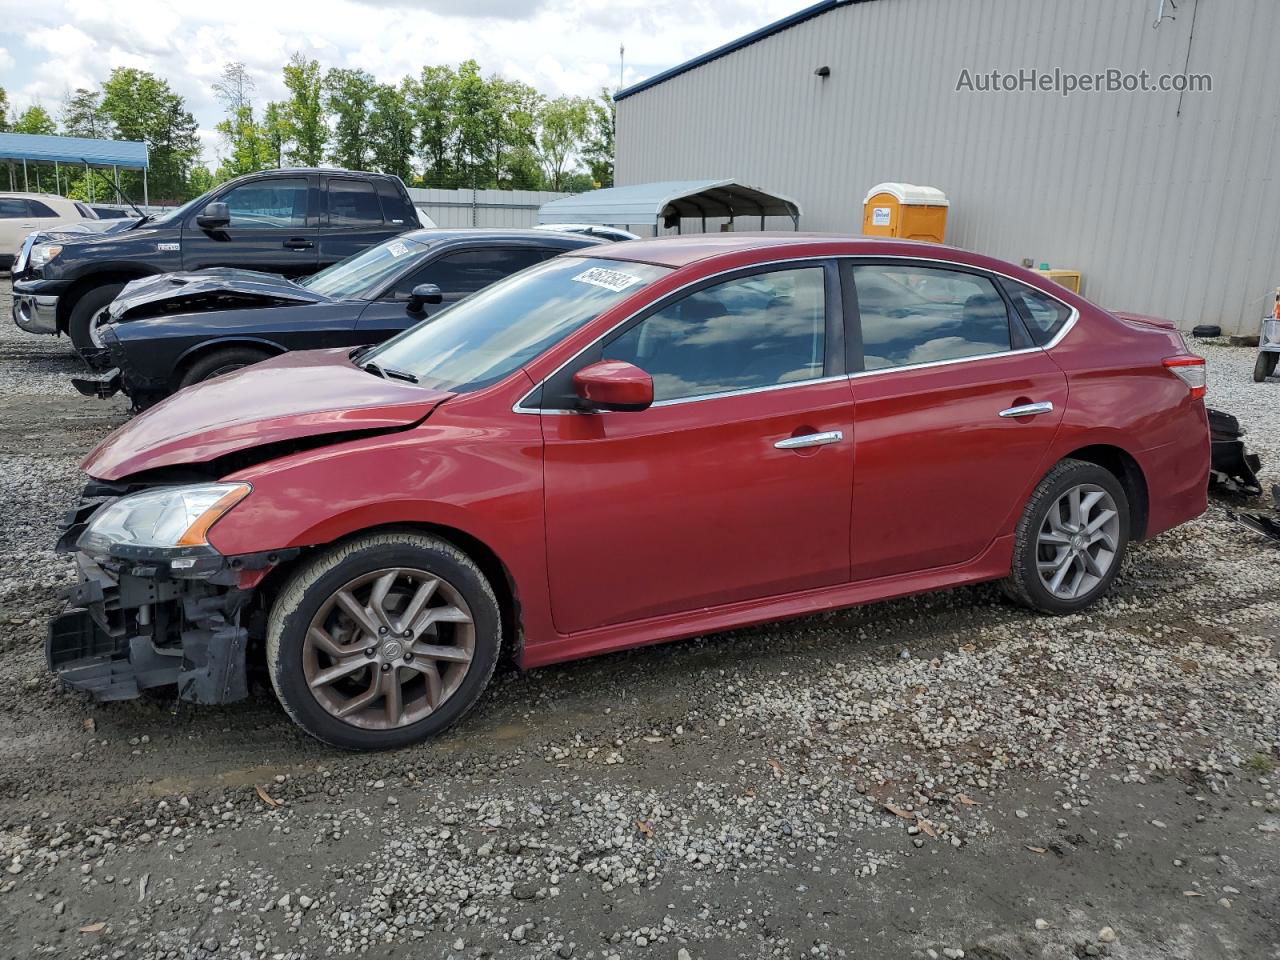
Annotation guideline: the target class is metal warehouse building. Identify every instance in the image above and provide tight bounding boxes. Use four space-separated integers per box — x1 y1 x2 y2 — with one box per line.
614 0 1280 335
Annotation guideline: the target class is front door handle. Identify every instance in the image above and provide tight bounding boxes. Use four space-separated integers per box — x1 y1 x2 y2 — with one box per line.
999 401 1055 418
283 238 314 250
775 430 844 450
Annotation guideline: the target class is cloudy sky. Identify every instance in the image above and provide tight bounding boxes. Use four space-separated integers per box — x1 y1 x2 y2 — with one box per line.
0 0 800 165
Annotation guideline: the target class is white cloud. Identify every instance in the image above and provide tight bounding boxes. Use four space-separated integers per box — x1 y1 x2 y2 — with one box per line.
0 0 801 165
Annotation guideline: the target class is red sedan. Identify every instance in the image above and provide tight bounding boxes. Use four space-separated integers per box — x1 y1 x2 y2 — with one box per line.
51 235 1209 750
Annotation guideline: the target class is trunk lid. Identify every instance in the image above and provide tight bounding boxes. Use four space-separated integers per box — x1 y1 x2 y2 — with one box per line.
83 348 452 481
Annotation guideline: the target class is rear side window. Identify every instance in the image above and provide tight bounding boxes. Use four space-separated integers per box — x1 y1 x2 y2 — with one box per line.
74 201 95 218
1001 278 1073 346
28 199 58 217
328 179 384 227
852 263 1012 370
374 179 415 226
604 266 827 402
0 198 27 218
416 247 548 295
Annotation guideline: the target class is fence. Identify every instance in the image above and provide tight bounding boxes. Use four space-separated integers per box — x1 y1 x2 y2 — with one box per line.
408 187 572 229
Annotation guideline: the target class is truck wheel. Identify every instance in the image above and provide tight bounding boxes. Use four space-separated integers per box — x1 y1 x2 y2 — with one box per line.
67 283 126 354
177 347 273 390
1254 352 1278 383
266 532 502 751
1001 459 1130 615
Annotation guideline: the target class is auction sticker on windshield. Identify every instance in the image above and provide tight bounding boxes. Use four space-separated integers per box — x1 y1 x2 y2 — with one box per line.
387 241 409 257
572 267 644 293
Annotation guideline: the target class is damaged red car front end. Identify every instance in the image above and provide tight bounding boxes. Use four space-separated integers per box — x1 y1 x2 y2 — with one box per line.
48 347 451 703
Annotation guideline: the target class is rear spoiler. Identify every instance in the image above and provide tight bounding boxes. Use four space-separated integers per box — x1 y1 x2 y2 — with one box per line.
1112 310 1177 330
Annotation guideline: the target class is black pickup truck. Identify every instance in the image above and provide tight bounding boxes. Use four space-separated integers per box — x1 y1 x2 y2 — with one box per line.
11 168 420 352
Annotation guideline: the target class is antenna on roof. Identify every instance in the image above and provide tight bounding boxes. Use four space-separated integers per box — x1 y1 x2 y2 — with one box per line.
618 45 625 93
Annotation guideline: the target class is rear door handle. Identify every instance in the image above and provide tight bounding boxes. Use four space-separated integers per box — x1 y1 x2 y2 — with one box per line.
283 238 314 250
775 430 844 449
999 401 1054 418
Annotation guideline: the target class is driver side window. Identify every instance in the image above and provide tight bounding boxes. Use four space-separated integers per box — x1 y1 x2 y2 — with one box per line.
603 266 827 402
218 178 309 228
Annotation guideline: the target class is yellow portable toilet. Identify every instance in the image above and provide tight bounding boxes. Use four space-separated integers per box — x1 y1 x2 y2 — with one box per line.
862 182 949 243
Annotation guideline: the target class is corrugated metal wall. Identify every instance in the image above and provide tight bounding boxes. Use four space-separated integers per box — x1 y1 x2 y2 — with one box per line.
408 188 571 228
615 0 1280 334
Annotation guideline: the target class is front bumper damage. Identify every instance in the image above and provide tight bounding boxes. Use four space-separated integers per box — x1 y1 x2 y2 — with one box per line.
49 553 251 703
48 487 292 705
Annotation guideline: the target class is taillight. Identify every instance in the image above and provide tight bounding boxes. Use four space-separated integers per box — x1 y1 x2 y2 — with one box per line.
1164 355 1207 399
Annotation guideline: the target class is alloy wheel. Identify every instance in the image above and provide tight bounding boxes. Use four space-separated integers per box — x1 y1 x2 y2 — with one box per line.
1035 483 1121 601
302 567 475 730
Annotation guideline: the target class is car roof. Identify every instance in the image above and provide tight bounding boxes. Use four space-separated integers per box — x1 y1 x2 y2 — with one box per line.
402 227 604 248
0 191 70 200
562 232 990 269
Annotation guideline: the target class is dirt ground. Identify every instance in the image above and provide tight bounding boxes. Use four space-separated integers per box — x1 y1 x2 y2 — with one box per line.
0 279 1276 960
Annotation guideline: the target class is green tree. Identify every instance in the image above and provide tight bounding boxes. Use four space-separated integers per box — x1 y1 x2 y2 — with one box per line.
14 104 57 135
0 87 10 132
486 77 542 188
367 82 415 181
62 88 110 139
261 101 289 169
100 67 201 201
451 60 494 187
406 64 456 185
187 165 217 195
215 104 270 177
536 96 592 191
582 90 615 188
324 67 377 170
282 53 326 166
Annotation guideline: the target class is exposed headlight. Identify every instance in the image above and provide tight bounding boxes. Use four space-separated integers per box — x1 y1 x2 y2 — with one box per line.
29 243 62 268
78 483 251 558
1263 319 1280 347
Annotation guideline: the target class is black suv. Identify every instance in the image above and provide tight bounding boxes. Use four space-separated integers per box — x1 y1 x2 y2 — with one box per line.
11 168 419 352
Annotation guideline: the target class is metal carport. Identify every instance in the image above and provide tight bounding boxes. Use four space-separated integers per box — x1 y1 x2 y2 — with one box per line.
0 133 149 204
537 179 801 234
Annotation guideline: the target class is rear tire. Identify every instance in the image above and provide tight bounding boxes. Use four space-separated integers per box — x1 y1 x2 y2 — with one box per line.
177 346 273 390
1255 352 1277 383
1002 459 1130 615
67 283 126 354
266 532 502 751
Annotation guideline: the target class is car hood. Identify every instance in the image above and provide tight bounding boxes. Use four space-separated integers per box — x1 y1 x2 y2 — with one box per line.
108 269 332 321
83 348 452 481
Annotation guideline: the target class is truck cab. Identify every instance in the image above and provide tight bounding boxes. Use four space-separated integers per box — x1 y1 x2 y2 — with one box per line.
11 168 420 353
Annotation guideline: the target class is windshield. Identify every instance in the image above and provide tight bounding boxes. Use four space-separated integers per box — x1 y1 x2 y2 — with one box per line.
300 236 433 300
362 256 671 393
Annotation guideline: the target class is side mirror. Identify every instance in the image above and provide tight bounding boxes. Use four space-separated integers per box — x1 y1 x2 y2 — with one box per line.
195 201 230 230
573 360 653 412
407 283 444 313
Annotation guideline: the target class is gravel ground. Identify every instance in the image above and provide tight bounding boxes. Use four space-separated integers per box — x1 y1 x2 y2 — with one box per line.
0 279 1276 960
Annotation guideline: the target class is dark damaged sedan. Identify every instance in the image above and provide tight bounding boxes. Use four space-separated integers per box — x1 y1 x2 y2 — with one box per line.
75 229 602 408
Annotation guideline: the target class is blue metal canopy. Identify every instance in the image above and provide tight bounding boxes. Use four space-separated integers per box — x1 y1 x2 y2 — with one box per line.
537 179 801 229
0 132 148 169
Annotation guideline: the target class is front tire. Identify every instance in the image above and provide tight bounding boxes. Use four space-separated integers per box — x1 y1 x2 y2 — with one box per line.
266 532 502 750
67 283 126 354
1002 459 1130 614
177 346 274 390
1255 351 1278 383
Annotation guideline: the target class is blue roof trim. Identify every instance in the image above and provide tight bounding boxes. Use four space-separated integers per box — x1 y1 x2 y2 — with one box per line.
0 133 148 169
614 0 853 101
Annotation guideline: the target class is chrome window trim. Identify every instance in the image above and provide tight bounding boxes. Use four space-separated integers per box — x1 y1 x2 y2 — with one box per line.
514 252 1080 415
849 345 1043 379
